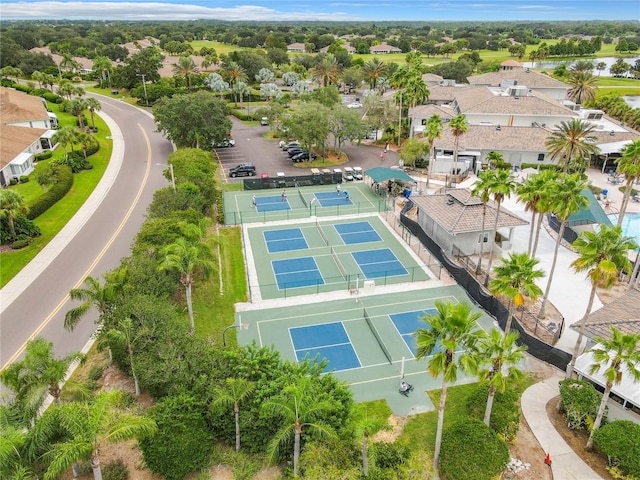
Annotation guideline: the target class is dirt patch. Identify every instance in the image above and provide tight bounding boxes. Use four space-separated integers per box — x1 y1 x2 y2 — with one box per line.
546 397 614 480
507 415 553 480
372 414 408 443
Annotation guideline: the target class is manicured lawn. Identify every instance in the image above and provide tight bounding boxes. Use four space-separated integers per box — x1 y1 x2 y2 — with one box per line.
189 40 248 55
0 106 112 287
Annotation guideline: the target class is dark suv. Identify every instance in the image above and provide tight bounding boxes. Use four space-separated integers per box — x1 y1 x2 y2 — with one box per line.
229 163 256 177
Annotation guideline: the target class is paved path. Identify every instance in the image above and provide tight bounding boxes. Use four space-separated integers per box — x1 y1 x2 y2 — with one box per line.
521 372 603 480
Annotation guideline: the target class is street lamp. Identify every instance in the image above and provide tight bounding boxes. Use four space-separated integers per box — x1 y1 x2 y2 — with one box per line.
156 163 176 192
136 73 148 106
222 322 249 346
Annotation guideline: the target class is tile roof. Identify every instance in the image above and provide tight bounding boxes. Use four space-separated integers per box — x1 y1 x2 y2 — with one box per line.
411 189 528 234
571 287 640 341
467 67 569 89
408 103 455 120
452 86 576 116
29 46 95 71
0 124 48 170
0 86 49 124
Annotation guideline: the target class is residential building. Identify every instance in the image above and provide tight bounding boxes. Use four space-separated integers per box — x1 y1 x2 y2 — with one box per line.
287 42 307 53
369 43 402 54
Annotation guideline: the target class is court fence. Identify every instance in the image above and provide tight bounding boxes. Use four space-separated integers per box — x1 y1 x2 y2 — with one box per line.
399 200 571 372
243 172 342 190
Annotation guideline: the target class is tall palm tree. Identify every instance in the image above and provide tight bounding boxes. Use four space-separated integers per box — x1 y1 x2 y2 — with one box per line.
52 126 77 158
483 169 518 286
566 226 636 378
158 237 215 333
91 56 112 87
262 378 337 477
312 54 340 87
425 114 443 187
403 75 430 108
35 390 156 480
545 119 599 172
585 327 640 449
567 70 598 105
57 79 77 100
615 140 640 227
362 58 386 90
222 61 246 86
210 378 255 451
489 252 544 334
0 338 85 422
233 80 251 111
204 72 230 99
85 97 101 131
68 97 88 129
414 301 486 471
0 412 36 480
0 190 29 242
471 169 494 275
173 55 199 91
516 170 555 256
76 131 94 160
538 174 590 318
64 274 123 331
477 329 526 426
449 114 468 179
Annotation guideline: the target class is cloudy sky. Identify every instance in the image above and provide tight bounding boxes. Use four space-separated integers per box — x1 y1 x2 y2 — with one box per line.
0 0 635 21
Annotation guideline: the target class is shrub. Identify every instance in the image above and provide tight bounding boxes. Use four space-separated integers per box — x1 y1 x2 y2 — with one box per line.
593 420 640 478
11 239 31 249
558 379 604 430
466 384 520 440
0 213 40 244
42 91 63 103
13 84 32 93
54 152 90 173
19 176 29 183
35 150 53 161
521 163 560 171
102 460 129 480
9 178 18 185
370 441 410 469
27 165 73 219
439 419 509 480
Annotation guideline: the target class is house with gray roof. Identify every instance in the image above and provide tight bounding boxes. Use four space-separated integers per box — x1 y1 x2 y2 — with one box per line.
410 188 528 257
369 43 402 54
467 66 570 101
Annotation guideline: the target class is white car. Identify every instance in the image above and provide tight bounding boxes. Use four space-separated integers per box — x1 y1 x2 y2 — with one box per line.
352 166 363 180
347 102 362 109
343 166 354 181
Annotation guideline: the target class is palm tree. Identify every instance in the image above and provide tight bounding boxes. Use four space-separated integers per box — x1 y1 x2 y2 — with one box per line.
545 119 599 172
85 97 101 131
204 72 230 99
0 412 36 480
538 174 590 318
158 237 215 333
31 70 45 88
566 226 636 378
517 170 555 256
222 61 246 86
210 378 255 451
59 52 81 75
585 327 640 449
615 140 640 227
596 61 607 77
471 170 494 275
312 54 340 87
57 79 77 100
485 151 504 169
424 114 443 187
76 131 94 160
233 80 251 111
91 56 112 87
414 301 485 471
449 114 468 179
567 70 598 105
354 416 391 476
36 390 156 480
403 75 430 108
362 58 386 90
173 55 199 91
68 97 88 129
262 378 337 477
64 274 122 331
52 125 77 158
489 252 544 334
483 169 518 286
0 338 85 422
0 190 29 242
477 329 526 426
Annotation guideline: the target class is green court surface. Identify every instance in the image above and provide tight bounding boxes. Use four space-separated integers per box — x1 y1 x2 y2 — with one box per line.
224 183 393 225
243 214 433 301
236 285 495 416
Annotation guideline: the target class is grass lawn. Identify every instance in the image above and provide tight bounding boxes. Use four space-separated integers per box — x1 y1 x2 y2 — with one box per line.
86 86 144 107
0 105 112 287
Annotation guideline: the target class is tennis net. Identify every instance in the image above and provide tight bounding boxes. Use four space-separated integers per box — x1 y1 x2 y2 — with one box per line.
297 187 308 208
363 307 393 364
330 246 348 281
316 219 329 246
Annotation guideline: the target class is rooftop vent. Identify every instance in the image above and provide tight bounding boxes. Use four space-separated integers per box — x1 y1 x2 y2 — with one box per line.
496 125 502 131
610 130 615 136
446 198 455 206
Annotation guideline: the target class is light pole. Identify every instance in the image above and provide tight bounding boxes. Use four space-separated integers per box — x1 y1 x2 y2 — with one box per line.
136 73 148 106
156 163 176 192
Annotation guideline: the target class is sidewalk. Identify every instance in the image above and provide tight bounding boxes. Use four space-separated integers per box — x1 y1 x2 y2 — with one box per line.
521 372 603 480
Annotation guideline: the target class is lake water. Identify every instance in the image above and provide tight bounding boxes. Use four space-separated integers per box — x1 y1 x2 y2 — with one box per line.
525 56 640 77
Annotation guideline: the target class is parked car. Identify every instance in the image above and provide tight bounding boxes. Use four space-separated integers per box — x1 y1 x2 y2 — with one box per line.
343 166 354 181
213 138 235 148
353 166 363 180
229 163 256 177
292 151 317 163
260 117 269 126
281 141 300 151
287 147 305 157
347 102 362 109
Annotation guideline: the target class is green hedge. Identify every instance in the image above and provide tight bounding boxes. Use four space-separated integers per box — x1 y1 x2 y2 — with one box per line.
439 419 510 480
35 150 53 161
466 385 520 441
27 165 73 220
593 420 640 478
521 163 560 171
559 379 604 430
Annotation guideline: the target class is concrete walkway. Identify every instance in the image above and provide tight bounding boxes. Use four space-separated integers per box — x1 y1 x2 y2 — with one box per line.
521 372 603 480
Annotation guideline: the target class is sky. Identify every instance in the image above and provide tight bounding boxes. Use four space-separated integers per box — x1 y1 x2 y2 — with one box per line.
0 0 637 21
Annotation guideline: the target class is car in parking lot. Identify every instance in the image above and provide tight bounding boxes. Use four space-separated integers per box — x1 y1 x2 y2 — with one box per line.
343 166 354 181
213 138 235 148
353 166 363 180
229 163 256 177
260 117 269 126
347 102 362 109
287 147 305 157
292 151 317 163
280 141 300 151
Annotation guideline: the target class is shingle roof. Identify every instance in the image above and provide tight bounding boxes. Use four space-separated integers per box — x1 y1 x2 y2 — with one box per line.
0 86 49 124
408 104 455 120
411 189 528 234
467 67 569 89
0 124 47 170
571 287 640 341
452 86 576 116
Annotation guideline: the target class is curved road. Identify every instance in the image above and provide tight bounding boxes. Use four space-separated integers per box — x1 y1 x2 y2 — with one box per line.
0 96 173 367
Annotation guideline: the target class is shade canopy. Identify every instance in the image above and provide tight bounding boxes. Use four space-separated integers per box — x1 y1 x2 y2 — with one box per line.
365 167 415 184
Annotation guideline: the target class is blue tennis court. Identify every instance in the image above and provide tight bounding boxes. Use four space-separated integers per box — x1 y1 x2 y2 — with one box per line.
314 191 353 207
264 228 308 253
272 257 324 289
390 309 437 356
335 221 381 244
352 248 408 279
256 195 291 212
290 322 361 372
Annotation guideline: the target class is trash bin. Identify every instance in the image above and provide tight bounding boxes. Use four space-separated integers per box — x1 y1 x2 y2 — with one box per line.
602 189 608 199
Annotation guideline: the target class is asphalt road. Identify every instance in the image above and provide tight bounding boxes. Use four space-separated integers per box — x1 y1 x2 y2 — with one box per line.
0 95 173 367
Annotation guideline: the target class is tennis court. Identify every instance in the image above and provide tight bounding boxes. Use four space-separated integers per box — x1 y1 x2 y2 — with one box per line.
244 215 433 301
255 194 291 212
236 285 494 415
